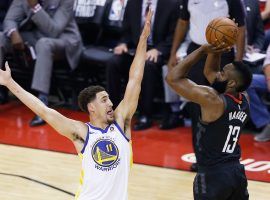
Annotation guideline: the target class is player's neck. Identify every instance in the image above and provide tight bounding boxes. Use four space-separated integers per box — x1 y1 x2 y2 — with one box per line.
89 117 110 130
224 89 238 97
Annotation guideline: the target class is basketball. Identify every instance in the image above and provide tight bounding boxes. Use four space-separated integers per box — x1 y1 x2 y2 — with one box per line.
205 17 239 47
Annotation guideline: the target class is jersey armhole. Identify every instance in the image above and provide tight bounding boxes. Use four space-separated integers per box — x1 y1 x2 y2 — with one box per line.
114 121 130 142
81 123 90 154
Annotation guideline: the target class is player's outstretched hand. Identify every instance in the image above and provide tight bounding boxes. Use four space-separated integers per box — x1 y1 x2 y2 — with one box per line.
0 62 12 86
202 41 232 54
140 9 153 39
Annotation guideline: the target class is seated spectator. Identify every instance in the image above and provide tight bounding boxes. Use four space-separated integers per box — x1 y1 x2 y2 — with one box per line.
160 35 191 130
243 0 265 73
247 45 270 142
260 0 270 50
0 1 11 31
245 0 265 51
0 0 83 126
106 0 178 130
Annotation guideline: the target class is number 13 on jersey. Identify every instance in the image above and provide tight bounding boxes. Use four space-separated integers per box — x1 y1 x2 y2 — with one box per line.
222 125 240 153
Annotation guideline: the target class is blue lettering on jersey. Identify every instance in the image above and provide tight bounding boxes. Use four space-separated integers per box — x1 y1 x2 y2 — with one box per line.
95 159 121 171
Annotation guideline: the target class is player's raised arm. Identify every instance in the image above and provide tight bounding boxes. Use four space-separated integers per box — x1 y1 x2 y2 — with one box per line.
204 43 231 84
115 10 153 121
166 44 229 106
0 62 87 144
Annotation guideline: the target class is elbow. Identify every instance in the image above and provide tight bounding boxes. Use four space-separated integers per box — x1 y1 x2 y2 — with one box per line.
165 73 175 86
166 70 184 86
39 107 55 123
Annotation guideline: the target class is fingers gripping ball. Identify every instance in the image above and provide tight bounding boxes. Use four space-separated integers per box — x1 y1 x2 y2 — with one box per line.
205 17 239 47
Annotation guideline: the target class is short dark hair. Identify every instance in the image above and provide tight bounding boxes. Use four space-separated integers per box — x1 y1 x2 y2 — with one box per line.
232 61 252 92
78 85 105 113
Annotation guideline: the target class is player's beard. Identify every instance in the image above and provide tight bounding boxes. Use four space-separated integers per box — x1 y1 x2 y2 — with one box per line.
211 78 228 94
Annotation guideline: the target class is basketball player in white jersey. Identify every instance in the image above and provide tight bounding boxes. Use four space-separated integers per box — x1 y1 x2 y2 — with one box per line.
0 10 153 200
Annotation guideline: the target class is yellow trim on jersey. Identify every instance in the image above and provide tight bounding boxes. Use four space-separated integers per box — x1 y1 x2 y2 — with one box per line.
75 153 84 199
79 170 85 185
129 140 133 168
75 188 82 200
79 153 83 160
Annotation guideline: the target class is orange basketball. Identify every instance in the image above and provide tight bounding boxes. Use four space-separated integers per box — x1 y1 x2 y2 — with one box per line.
205 17 239 47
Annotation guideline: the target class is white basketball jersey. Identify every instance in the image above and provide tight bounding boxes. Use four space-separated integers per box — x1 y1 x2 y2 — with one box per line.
75 121 133 200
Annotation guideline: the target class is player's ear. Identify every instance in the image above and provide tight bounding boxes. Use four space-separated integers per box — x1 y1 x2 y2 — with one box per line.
227 79 237 89
87 102 95 113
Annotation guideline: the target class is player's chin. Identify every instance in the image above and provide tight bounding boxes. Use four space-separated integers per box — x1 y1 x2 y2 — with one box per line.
107 116 115 123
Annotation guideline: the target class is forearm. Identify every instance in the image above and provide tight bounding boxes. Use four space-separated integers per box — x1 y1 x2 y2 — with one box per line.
128 36 147 81
6 79 48 118
235 26 245 61
117 34 148 119
204 53 221 76
170 20 188 55
203 51 222 84
116 11 152 119
6 78 82 138
168 46 205 82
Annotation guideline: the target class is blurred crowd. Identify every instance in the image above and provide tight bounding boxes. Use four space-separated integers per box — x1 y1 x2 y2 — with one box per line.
0 0 269 142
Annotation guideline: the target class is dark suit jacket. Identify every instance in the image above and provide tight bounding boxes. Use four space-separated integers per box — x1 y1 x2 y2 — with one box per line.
121 0 178 58
3 0 82 70
243 0 265 50
0 0 12 31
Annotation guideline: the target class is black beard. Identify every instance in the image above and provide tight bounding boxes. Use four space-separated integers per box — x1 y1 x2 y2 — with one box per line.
211 79 228 94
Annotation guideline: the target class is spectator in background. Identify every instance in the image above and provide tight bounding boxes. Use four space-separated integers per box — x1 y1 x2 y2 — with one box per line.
106 0 178 130
247 46 270 142
260 0 270 50
0 0 83 126
167 0 246 171
244 0 265 53
0 1 12 31
160 35 191 130
243 0 265 73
